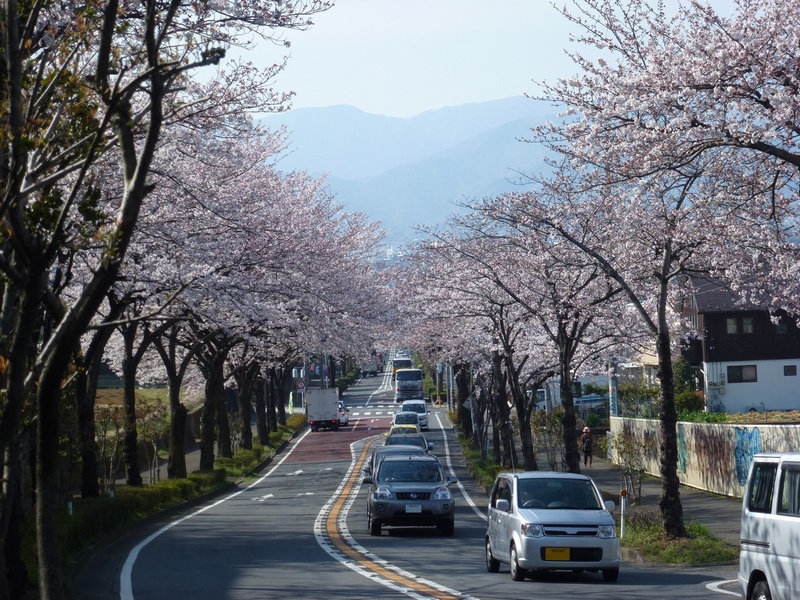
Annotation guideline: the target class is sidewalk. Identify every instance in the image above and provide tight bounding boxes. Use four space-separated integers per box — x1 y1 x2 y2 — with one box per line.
584 453 742 548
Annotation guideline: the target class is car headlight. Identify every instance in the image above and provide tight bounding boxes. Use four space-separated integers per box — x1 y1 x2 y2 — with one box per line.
374 486 394 501
520 523 544 538
432 486 452 500
598 524 617 539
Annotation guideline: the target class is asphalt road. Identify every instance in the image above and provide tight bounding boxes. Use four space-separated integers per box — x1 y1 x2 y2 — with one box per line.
72 373 743 600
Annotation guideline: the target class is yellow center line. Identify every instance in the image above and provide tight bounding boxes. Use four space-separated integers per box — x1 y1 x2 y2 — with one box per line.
324 438 461 600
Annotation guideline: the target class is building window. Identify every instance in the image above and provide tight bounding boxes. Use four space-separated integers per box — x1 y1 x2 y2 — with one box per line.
728 365 757 383
742 317 754 334
726 318 738 334
775 322 788 335
785 365 798 377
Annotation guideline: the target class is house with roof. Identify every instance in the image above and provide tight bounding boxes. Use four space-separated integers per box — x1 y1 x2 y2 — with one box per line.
683 277 800 413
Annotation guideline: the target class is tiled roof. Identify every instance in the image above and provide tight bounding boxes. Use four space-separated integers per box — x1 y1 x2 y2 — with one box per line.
690 277 763 313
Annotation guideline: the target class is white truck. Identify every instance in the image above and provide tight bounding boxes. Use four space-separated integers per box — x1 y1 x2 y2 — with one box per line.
306 388 341 431
361 358 378 377
394 368 424 402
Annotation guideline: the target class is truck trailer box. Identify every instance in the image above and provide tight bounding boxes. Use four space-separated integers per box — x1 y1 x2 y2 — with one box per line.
306 388 340 431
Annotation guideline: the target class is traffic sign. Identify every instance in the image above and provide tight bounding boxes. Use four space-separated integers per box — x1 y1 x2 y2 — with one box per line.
295 379 306 392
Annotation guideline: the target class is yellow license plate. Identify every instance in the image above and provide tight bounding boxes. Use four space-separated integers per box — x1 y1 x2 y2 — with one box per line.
544 547 570 561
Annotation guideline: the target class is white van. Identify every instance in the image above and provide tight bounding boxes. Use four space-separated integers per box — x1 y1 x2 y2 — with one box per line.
739 452 800 600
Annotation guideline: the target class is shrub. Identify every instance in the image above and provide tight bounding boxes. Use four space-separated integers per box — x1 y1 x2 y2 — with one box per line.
675 390 704 413
585 413 601 428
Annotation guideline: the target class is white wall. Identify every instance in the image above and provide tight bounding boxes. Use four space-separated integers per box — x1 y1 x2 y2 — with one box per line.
703 359 800 413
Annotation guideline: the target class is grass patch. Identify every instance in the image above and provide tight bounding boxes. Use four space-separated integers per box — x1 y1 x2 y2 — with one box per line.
618 506 738 563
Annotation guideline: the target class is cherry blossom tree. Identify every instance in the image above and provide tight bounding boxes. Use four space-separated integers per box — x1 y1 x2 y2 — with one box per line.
0 2 333 596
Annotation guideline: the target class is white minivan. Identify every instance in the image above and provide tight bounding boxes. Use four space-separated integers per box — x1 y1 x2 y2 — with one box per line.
739 452 800 600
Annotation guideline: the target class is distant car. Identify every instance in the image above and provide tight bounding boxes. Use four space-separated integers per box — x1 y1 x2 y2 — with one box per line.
364 454 456 536
363 444 427 476
338 401 349 425
401 400 429 431
392 411 421 428
383 433 433 453
485 471 620 582
387 423 420 436
391 358 413 380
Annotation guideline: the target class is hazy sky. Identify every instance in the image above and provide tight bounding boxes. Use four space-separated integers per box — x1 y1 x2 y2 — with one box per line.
242 1 581 118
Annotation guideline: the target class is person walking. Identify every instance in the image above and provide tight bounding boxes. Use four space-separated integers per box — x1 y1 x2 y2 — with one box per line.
580 426 593 467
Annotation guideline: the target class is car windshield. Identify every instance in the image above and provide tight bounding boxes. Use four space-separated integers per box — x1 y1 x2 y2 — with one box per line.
517 478 603 510
394 413 418 424
396 370 421 381
378 460 442 483
403 403 424 414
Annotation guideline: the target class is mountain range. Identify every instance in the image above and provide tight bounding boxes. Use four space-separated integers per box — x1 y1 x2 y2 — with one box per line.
260 96 558 246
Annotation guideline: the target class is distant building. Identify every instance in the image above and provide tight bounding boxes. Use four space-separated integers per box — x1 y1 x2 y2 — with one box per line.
683 277 800 413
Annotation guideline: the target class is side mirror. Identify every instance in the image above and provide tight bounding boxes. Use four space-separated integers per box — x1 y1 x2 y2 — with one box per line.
448 476 458 486
363 475 373 484
604 500 617 513
427 443 434 451
496 499 511 512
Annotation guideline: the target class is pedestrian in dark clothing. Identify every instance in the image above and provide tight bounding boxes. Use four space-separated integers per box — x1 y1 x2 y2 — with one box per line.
580 426 593 467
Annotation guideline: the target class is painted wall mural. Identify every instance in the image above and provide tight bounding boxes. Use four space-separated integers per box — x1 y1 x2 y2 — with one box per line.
677 424 687 474
734 427 762 486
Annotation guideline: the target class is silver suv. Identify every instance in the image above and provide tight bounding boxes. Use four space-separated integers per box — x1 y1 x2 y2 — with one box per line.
486 471 620 582
401 399 429 430
364 455 456 536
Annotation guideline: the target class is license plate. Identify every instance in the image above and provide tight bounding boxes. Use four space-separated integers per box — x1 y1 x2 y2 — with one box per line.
544 547 570 561
405 503 422 513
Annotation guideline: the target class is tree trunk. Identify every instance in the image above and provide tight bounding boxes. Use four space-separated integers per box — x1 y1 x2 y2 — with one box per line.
266 369 278 433
275 367 287 426
121 328 143 487
254 377 269 445
656 323 687 538
454 364 474 440
215 389 232 460
559 335 580 474
492 352 517 469
199 354 226 471
168 403 187 479
234 364 255 451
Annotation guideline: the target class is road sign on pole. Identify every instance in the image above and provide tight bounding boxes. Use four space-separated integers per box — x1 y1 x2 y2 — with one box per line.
295 379 306 393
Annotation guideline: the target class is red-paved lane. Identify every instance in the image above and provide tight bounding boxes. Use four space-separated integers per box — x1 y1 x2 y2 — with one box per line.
284 415 391 463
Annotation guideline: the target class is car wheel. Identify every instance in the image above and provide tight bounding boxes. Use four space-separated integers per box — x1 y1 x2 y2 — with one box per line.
485 538 500 573
439 520 454 536
369 516 381 536
751 580 772 600
602 568 619 582
510 545 527 581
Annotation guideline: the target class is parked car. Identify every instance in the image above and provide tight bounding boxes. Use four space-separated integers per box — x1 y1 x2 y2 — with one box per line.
383 433 433 453
401 399 429 431
485 471 620 582
364 454 456 536
739 452 800 600
363 444 428 476
338 401 349 425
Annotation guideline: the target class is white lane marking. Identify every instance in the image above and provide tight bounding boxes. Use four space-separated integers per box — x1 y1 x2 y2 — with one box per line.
120 428 311 600
313 435 479 600
705 580 740 596
253 494 274 502
286 469 304 476
433 412 487 521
